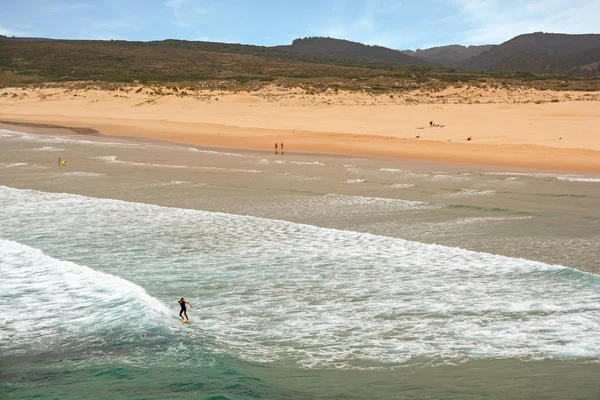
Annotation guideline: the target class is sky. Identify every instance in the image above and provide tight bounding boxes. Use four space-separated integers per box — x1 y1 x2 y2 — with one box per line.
0 0 598 50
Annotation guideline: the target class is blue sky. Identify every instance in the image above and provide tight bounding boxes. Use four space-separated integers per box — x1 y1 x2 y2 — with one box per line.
1 0 598 50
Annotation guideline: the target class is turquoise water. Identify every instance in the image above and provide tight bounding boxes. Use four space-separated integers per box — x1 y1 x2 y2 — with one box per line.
2 186 600 399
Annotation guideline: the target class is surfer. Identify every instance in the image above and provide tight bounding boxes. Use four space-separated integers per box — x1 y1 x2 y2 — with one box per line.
178 297 192 320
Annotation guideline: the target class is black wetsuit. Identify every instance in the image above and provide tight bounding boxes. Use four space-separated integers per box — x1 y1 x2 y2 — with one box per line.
179 300 188 320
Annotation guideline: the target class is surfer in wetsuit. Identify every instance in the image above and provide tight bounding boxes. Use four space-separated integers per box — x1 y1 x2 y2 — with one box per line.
179 297 192 320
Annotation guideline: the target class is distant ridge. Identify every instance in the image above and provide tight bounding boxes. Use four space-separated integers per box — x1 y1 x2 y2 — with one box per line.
0 35 57 42
459 32 600 71
401 45 494 67
276 37 428 66
1 32 599 89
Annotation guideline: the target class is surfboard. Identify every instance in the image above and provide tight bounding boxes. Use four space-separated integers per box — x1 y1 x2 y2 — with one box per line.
181 319 190 323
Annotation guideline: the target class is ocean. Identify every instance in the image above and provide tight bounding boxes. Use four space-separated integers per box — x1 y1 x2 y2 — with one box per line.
1 125 599 399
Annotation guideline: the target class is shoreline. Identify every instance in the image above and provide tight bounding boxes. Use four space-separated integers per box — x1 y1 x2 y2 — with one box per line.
2 117 600 174
2 86 600 172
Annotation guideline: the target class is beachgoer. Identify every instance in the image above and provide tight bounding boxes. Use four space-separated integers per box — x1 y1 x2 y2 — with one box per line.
467 136 471 141
429 120 433 127
275 142 278 154
58 157 61 166
178 297 192 320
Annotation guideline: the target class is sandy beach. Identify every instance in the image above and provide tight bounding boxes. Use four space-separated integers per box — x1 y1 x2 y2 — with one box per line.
1 85 600 172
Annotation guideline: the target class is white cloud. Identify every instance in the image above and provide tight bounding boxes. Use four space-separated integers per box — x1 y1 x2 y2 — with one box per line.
307 0 421 49
452 0 600 44
165 0 191 27
165 0 211 28
308 0 599 49
44 2 92 13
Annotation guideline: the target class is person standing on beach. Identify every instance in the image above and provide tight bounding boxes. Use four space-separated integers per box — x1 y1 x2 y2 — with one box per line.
178 297 192 320
58 157 61 166
281 142 284 154
275 142 278 154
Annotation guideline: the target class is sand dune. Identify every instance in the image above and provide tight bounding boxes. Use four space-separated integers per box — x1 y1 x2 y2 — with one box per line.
1 85 599 171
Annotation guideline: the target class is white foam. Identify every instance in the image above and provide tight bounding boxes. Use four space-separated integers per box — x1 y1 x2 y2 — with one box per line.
485 172 600 183
94 155 114 161
26 146 65 152
198 166 260 173
425 216 534 229
484 172 600 183
271 160 326 166
485 172 559 177
229 168 261 173
95 155 187 168
0 128 27 137
385 183 415 189
163 180 189 185
290 161 326 166
346 179 367 184
190 149 246 157
0 239 172 355
448 189 496 197
285 174 323 181
379 168 404 173
1 186 599 369
63 172 106 177
2 163 28 168
557 177 600 183
323 194 437 210
429 174 471 182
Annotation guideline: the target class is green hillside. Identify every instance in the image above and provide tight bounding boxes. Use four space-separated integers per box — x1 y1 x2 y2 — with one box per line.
1 36 599 91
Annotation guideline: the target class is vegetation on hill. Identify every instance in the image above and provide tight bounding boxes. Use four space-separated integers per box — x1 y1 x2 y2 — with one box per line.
492 48 600 72
1 36 599 92
458 32 600 71
277 37 428 65
402 45 494 67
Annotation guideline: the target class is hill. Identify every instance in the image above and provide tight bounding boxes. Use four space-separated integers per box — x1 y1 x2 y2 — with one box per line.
491 48 600 72
1 36 599 91
459 32 600 71
0 38 455 90
401 45 494 67
276 37 428 66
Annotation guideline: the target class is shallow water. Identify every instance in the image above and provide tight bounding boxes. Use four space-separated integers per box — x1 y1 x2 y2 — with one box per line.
1 126 600 398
